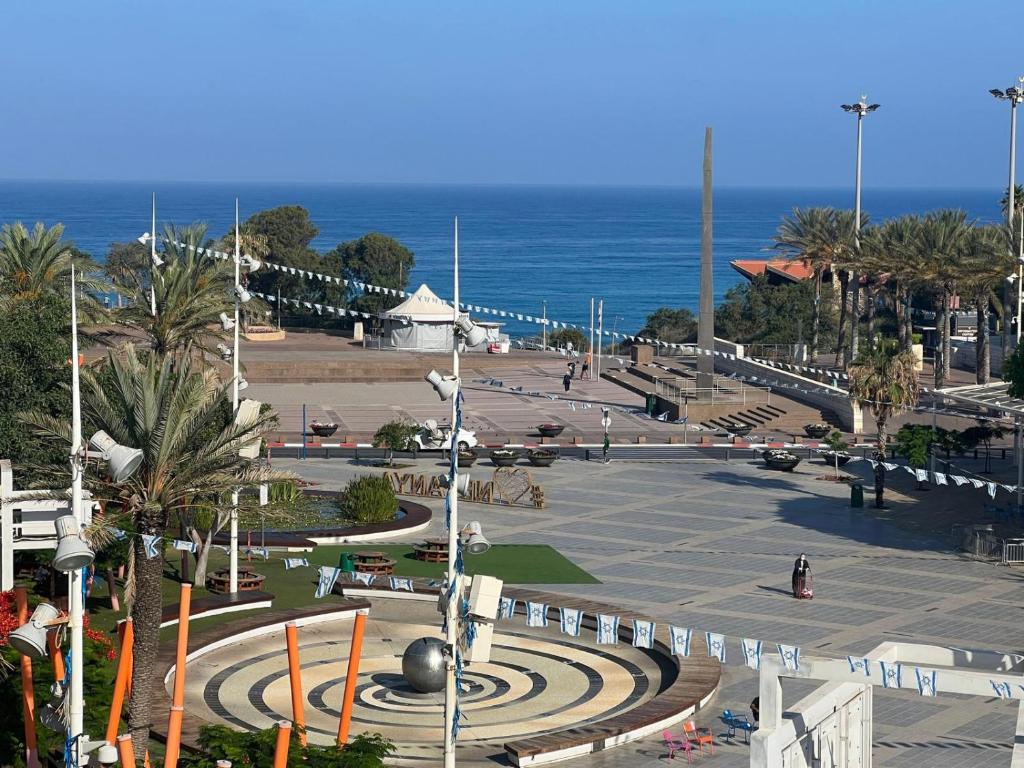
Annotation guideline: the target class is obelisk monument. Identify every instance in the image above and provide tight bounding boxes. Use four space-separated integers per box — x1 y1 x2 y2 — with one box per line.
697 126 714 394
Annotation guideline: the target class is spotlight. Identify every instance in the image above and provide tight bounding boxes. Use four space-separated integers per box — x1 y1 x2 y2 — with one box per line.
219 312 235 331
238 378 249 391
9 603 60 659
424 369 458 401
89 431 144 483
234 285 252 303
460 521 490 555
53 515 95 571
240 254 261 271
151 253 165 268
136 232 151 245
439 473 471 496
217 343 233 360
455 315 487 347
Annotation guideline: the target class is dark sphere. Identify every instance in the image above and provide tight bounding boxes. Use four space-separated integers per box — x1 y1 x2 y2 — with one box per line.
402 637 447 693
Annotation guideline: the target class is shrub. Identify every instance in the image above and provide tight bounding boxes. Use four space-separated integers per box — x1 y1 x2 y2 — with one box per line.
372 420 419 465
549 328 587 351
339 476 397 524
183 726 394 767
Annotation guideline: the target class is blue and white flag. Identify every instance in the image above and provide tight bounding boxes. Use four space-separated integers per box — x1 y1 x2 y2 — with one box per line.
141 534 161 559
934 473 948 486
106 527 127 541
597 614 619 645
777 644 801 671
352 571 376 586
172 539 197 553
991 680 1013 699
880 661 902 689
915 667 937 697
560 607 583 636
246 547 269 560
283 558 309 570
315 566 342 598
848 656 871 676
632 619 655 649
706 632 726 662
988 483 997 499
526 602 548 627
390 576 414 592
498 597 517 620
741 638 763 670
669 626 692 657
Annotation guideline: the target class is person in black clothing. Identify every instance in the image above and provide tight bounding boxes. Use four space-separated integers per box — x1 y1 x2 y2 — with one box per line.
792 553 810 598
562 373 572 392
750 696 760 723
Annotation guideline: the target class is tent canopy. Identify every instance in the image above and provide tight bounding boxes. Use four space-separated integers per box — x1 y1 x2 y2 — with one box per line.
380 284 455 323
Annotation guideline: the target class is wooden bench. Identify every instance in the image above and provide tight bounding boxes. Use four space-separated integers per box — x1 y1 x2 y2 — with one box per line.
159 589 275 628
206 566 265 594
413 538 449 562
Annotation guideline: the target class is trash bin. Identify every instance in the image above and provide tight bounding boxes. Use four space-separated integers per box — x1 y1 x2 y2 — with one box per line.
850 483 864 508
645 393 657 416
339 553 355 572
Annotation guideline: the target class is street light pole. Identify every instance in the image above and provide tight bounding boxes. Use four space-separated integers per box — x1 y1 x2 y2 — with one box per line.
229 199 241 594
991 80 1023 351
542 300 547 350
841 97 879 364
68 266 86 766
150 194 157 316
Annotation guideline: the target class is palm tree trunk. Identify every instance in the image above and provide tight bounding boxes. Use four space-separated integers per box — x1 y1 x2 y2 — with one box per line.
865 282 875 352
977 293 991 385
128 538 165 760
903 289 914 351
875 415 888 509
850 271 860 361
942 288 952 382
935 290 949 388
192 528 213 589
835 273 849 368
810 268 822 361
895 283 906 350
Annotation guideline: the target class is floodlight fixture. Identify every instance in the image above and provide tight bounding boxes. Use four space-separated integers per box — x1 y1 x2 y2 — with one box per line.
151 252 165 268
460 521 490 555
240 254 261 271
137 232 151 245
439 473 471 496
991 89 1006 98
53 515 95 571
237 377 249 391
88 430 144 483
454 315 488 347
219 312 235 331
234 285 252 303
9 602 60 659
425 369 458 401
217 343 233 360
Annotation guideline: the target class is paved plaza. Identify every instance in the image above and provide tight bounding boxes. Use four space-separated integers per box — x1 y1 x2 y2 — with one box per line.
277 450 1024 767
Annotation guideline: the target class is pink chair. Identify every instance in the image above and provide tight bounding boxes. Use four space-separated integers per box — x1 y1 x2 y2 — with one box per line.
663 730 694 763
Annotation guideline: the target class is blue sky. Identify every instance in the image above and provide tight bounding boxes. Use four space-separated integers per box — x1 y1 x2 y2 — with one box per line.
1 1 1019 188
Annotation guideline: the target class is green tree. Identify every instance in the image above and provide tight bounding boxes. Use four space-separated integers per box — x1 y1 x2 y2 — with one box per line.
960 423 1007 474
339 475 398 524
1004 338 1024 399
20 345 292 758
104 240 150 290
894 424 935 489
848 342 920 508
373 420 419 465
637 307 697 344
327 233 415 316
548 327 588 352
714 276 837 348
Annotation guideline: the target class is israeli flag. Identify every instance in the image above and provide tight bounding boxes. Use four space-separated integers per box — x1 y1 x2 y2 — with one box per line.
970 478 985 488
107 527 127 541
526 602 549 627
669 626 692 657
915 667 937 697
988 483 997 499
880 661 902 689
991 680 1013 699
560 607 583 637
390 576 414 592
705 632 726 662
632 619 655 649
596 614 619 645
1002 484 1017 494
352 571 376 586
777 644 801 671
934 473 948 486
315 566 342 598
173 539 197 554
741 638 763 670
141 534 161 559
283 558 309 570
882 462 899 471
247 547 269 560
848 656 871 676
951 475 969 486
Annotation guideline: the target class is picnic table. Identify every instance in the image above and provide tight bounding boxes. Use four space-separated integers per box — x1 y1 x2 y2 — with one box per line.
413 538 449 563
354 551 396 576
206 565 265 594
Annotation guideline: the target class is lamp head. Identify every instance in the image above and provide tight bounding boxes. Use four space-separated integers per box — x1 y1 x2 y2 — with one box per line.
454 315 488 347
88 430 144 483
460 520 490 555
241 254 261 271
137 232 151 245
234 285 252 303
439 473 471 496
237 377 249 391
424 369 458 401
219 312 235 331
991 88 1007 99
217 343 233 360
53 514 95 571
9 603 60 659
151 252 165 268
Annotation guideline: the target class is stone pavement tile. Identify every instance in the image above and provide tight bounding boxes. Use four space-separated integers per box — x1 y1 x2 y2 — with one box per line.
599 564 757 589
947 600 1024 623
663 610 835 646
873 691 947 727
890 615 1023 648
813 584 946 610
813 564 983 594
548 521 681 542
950 709 1018 740
700 593 894 627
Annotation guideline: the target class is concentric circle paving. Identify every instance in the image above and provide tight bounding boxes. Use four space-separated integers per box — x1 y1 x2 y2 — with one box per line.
181 603 676 763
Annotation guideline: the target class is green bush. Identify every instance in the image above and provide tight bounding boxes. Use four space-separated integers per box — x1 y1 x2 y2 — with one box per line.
372 420 419 464
339 476 397 524
182 726 393 767
549 328 587 351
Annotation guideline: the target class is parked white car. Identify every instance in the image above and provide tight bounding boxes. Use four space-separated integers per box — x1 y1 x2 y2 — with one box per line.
411 419 478 451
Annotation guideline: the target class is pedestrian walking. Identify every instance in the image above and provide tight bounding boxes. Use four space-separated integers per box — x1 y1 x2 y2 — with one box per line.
602 432 610 463
581 351 591 380
562 372 572 392
792 553 811 598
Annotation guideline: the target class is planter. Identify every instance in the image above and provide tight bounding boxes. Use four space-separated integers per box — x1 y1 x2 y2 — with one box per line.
490 450 520 467
821 451 852 467
528 450 557 467
457 450 478 468
763 450 801 471
310 423 339 437
724 423 753 437
537 424 565 438
803 424 831 440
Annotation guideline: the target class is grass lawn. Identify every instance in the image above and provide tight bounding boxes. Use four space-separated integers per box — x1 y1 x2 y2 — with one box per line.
81 544 597 637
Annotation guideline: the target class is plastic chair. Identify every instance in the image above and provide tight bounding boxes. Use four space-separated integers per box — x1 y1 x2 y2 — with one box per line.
662 730 693 762
683 719 715 755
722 709 754 744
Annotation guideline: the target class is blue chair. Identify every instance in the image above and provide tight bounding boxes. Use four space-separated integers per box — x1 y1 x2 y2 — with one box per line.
722 709 754 743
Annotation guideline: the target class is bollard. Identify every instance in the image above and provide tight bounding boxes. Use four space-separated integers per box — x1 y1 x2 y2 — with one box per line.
337 611 368 744
273 721 292 768
851 483 864 508
107 617 134 743
285 623 307 746
14 587 40 768
116 735 136 768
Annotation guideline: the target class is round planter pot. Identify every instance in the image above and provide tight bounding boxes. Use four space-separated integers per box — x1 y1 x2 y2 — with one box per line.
310 425 338 437
822 453 852 467
528 454 557 467
537 424 565 438
764 457 801 471
490 452 519 467
726 424 753 437
457 452 478 468
804 426 830 439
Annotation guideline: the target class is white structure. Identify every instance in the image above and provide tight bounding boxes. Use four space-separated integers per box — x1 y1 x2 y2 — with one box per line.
752 640 1024 768
379 283 502 351
1 459 96 590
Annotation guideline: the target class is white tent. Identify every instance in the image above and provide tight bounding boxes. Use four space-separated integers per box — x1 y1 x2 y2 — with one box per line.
379 284 501 351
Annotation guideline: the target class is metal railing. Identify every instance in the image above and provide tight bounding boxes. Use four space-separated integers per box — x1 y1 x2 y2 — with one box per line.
654 379 772 406
1003 538 1024 565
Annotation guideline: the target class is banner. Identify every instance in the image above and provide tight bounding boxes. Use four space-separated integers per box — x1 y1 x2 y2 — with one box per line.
526 601 548 628
315 566 342 598
669 626 692 657
560 607 583 637
597 614 619 645
632 619 655 649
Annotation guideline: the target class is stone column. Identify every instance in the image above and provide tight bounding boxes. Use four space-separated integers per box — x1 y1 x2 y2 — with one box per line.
697 126 715 396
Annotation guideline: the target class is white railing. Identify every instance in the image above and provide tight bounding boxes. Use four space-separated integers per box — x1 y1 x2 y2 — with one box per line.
1003 538 1024 565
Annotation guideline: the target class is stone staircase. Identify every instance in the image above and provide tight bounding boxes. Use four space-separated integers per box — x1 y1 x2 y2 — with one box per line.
698 401 845 441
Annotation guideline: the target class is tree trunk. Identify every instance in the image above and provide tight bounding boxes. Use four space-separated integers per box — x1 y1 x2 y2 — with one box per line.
105 568 120 612
192 527 214 589
874 415 888 509
850 271 860 362
895 283 906 350
942 288 952 382
835 272 849 368
810 268 822 361
903 289 914 351
128 537 165 760
865 282 875 353
977 293 991 385
935 290 949 388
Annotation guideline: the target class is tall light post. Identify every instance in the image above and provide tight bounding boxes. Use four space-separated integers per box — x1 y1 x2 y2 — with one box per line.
229 199 242 594
991 80 1023 350
68 266 86 765
841 97 880 363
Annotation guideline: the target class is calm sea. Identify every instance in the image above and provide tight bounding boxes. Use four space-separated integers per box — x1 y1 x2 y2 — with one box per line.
0 181 1003 337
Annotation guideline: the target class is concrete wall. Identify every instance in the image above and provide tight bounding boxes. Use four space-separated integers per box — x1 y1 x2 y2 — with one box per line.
950 335 1006 376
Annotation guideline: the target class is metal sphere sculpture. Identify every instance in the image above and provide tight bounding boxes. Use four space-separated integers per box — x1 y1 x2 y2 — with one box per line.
402 637 447 693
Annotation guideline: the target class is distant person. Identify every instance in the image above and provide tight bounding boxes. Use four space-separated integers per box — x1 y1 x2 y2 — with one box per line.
568 360 577 378
792 553 811 598
562 373 572 393
750 697 760 723
581 352 591 380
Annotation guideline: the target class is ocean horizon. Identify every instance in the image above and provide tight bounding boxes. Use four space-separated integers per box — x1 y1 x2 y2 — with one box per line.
0 180 1008 337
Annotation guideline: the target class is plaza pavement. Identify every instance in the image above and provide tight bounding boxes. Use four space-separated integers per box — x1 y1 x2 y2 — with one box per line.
277 450 1024 767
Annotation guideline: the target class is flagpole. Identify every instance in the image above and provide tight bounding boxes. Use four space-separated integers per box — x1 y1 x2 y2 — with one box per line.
150 194 157 316
229 199 240 594
443 216 460 768
69 266 86 766
597 299 603 380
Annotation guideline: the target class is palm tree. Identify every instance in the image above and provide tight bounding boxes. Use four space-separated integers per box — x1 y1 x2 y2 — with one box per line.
831 209 865 369
959 226 1009 384
848 342 920 508
21 345 291 758
0 221 108 317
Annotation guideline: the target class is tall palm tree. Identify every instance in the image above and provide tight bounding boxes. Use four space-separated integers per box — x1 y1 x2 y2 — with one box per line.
0 221 108 317
830 209 864 369
22 345 291 758
848 342 920 508
959 226 1010 384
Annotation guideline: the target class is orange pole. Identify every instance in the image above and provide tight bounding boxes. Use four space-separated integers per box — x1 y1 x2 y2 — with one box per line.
164 584 192 767
117 620 134 699
46 630 65 682
336 611 367 744
106 617 134 743
272 721 291 768
285 623 307 746
14 587 40 768
117 735 137 768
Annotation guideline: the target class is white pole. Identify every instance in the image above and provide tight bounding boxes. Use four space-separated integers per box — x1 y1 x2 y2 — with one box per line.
542 300 547 351
69 266 86 766
1010 96 1018 344
443 217 460 768
597 299 603 380
229 199 241 594
589 298 594 361
852 109 863 361
150 193 157 316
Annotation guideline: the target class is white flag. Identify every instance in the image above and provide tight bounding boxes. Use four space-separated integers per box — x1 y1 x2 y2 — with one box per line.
706 632 726 661
777 644 801 670
991 680 1013 699
632 619 655 649
741 638 763 670
951 475 969 486
498 597 517 620
390 576 414 592
173 539 197 554
352 571 375 586
283 558 309 570
596 614 619 644
560 607 583 637
315 566 341 598
526 601 548 627
915 667 937 697
988 482 997 499
880 661 902 689
669 626 692 657
141 534 161 559
848 656 871 676
934 472 948 485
